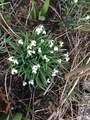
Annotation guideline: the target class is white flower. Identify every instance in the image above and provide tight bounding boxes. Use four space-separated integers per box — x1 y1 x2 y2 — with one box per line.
35 28 42 35
31 40 36 47
50 51 54 54
23 81 27 86
11 107 14 110
38 47 42 53
60 41 64 47
32 69 37 74
18 39 23 45
54 69 58 73
8 56 14 62
32 65 37 74
74 0 78 3
40 25 44 28
57 59 62 64
54 46 58 51
13 59 19 65
35 25 43 35
46 58 50 62
65 57 70 62
64 52 69 57
85 15 90 20
32 64 40 74
47 78 50 83
27 41 36 50
52 73 56 77
42 30 46 34
52 69 58 77
27 50 32 56
43 55 47 59
29 80 34 85
27 50 35 56
64 52 70 62
32 50 35 54
35 25 46 35
11 68 18 75
49 40 54 48
27 45 32 49
43 55 50 62
37 64 40 68
41 39 44 43
8 56 19 65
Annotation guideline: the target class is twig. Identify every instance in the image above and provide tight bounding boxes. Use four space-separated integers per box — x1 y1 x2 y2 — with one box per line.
0 22 10 35
65 63 90 80
47 111 57 120
5 72 8 99
0 12 21 38
43 82 52 95
71 51 90 72
62 78 80 105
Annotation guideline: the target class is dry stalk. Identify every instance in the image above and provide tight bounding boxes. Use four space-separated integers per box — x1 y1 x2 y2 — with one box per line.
5 72 8 99
0 13 21 38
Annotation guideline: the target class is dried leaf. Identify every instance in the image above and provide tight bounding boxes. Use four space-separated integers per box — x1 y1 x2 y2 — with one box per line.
0 93 10 113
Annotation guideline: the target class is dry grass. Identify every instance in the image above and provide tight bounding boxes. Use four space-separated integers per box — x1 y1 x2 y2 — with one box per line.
46 30 90 119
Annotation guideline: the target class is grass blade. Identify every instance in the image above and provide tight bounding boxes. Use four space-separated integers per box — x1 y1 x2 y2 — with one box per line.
40 0 50 16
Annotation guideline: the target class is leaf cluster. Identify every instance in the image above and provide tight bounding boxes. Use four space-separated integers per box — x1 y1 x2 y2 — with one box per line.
6 25 65 89
30 0 50 21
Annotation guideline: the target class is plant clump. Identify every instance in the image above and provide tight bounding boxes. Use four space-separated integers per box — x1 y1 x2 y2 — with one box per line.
8 25 69 89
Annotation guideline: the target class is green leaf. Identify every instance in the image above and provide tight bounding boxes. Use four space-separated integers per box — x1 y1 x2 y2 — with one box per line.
40 0 50 16
9 97 16 105
8 42 18 51
25 107 35 114
6 114 10 120
30 0 38 20
40 70 47 86
38 12 45 21
21 117 29 120
0 113 7 120
33 5 38 19
12 113 22 120
36 74 45 90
